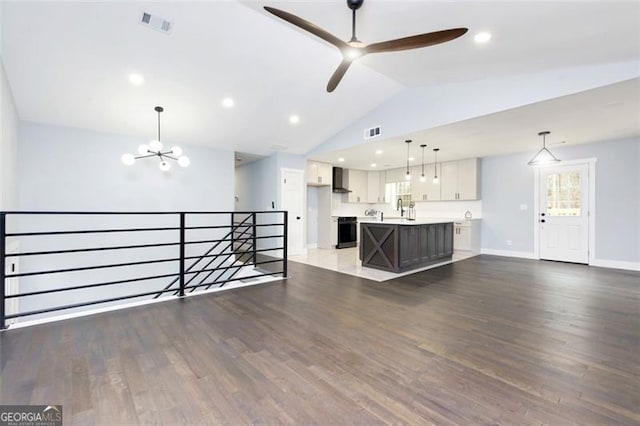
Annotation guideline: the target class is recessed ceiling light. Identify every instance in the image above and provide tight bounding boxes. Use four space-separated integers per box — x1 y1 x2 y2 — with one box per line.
222 97 234 108
370 163 377 168
474 32 492 43
375 150 383 155
337 157 345 163
129 73 144 86
289 115 300 124
409 157 415 161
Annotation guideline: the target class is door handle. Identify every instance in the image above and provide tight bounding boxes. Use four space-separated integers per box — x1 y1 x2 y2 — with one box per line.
540 213 546 217
540 219 546 223
296 216 301 220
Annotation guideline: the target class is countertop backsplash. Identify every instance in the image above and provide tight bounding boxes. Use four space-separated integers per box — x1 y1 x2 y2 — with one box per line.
331 193 482 219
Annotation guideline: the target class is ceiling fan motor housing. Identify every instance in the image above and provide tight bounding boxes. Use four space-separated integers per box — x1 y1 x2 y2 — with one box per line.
347 0 364 11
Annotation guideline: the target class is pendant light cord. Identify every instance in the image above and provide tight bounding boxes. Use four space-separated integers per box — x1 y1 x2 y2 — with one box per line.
157 109 161 141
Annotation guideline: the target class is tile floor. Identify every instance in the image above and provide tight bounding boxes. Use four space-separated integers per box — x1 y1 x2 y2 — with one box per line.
289 247 476 282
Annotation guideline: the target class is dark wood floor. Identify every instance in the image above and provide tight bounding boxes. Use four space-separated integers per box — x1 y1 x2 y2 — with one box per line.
1 255 638 425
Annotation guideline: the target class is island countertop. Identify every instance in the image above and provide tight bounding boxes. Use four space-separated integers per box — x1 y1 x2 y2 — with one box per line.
358 218 456 225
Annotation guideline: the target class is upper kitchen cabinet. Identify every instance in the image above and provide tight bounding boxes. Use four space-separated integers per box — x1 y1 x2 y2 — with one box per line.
440 158 480 200
367 171 387 203
385 167 407 183
411 163 441 201
307 161 332 186
347 169 368 203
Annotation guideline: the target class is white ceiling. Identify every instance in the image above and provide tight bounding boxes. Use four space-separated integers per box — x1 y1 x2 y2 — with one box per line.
310 78 640 170
2 1 640 157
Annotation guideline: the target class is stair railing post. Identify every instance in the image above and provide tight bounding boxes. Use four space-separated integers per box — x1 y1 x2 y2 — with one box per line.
252 213 257 266
179 212 185 297
282 211 288 278
231 212 235 260
1 213 6 329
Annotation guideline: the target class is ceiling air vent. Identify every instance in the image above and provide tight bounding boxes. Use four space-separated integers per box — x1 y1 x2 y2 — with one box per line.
364 125 381 140
140 11 173 35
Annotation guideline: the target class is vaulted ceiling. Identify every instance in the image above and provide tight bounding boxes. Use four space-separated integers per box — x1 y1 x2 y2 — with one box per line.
2 1 639 159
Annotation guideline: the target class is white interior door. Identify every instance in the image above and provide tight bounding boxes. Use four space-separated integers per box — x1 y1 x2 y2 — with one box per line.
539 164 589 264
281 168 305 256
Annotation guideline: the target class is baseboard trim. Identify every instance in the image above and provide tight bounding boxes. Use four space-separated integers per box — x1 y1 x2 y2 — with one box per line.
480 249 537 259
590 259 640 272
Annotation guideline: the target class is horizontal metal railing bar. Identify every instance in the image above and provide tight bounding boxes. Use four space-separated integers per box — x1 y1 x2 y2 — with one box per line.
6 257 181 278
6 226 181 237
186 271 284 291
5 272 181 299
183 247 283 261
185 259 283 275
188 223 284 230
185 235 283 245
5 241 180 258
1 210 286 215
5 286 185 319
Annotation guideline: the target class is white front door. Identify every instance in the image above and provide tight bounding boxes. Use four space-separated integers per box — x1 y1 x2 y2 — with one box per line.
539 164 589 264
281 168 305 256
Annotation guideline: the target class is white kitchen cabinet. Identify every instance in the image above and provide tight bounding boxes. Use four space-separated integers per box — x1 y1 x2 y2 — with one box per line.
385 167 407 183
453 219 481 254
440 158 480 200
379 171 387 203
347 169 368 203
411 163 441 202
306 161 332 186
367 171 386 203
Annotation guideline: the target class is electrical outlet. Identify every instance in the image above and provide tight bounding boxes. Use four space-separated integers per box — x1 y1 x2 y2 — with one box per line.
507 240 512 246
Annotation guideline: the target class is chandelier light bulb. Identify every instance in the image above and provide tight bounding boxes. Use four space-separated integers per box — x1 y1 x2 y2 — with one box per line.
159 161 171 172
121 153 135 166
170 146 183 156
149 140 163 152
178 156 190 168
138 144 150 155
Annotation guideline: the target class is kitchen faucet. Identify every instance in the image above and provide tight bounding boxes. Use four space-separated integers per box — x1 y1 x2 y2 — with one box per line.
397 198 404 217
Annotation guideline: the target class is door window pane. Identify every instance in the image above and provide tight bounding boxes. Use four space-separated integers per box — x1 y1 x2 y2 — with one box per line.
546 171 581 216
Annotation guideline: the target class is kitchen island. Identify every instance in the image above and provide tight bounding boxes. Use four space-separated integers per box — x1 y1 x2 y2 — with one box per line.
359 219 454 273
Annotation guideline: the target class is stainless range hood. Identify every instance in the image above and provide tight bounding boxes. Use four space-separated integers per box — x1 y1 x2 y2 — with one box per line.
332 167 351 193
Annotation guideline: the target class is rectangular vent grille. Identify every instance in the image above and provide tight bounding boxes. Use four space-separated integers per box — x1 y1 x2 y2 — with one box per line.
364 126 381 140
140 11 173 35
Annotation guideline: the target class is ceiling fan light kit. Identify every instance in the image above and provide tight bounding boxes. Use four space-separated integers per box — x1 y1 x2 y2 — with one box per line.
264 0 468 92
528 131 561 166
121 106 190 172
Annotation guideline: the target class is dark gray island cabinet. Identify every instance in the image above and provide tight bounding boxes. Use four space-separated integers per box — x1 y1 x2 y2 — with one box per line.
359 220 454 273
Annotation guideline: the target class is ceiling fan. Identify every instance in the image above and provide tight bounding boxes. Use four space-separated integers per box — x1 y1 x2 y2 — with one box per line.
264 0 468 93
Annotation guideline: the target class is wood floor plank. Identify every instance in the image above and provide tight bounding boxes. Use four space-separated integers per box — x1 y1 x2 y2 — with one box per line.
1 255 638 424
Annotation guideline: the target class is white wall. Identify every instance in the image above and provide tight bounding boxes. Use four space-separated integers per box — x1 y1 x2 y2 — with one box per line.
19 121 234 211
481 137 640 267
0 59 18 210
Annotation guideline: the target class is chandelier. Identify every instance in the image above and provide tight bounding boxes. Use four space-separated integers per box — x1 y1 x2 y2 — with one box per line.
121 106 190 171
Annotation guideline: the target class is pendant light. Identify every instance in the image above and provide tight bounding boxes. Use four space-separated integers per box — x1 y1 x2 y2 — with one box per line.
404 139 412 180
419 144 427 182
433 148 440 183
528 131 560 166
121 106 190 171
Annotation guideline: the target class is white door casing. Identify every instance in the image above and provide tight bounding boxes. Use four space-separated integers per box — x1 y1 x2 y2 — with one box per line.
280 168 305 256
538 163 589 264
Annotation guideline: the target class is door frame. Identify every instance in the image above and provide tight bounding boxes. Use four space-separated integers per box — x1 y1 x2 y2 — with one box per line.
533 158 597 264
279 167 306 255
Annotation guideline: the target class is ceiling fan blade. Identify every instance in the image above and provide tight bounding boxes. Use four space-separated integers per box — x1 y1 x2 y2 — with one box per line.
365 28 468 54
327 60 353 93
264 6 348 50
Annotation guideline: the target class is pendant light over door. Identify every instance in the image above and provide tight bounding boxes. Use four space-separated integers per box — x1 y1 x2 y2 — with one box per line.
528 131 561 166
